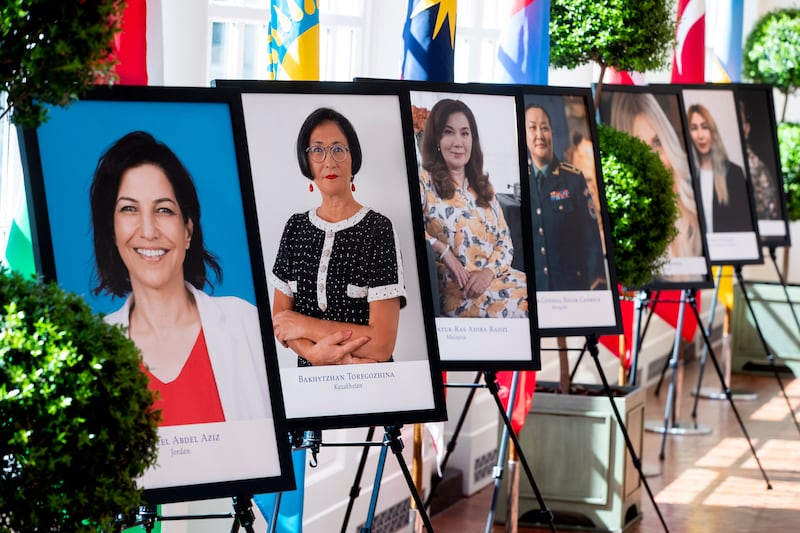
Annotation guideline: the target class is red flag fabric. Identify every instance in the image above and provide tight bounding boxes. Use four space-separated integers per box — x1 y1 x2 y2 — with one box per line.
671 0 705 83
496 371 537 434
599 289 634 368
112 0 148 85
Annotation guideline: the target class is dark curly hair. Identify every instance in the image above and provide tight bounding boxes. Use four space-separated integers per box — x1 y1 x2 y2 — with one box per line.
420 98 494 208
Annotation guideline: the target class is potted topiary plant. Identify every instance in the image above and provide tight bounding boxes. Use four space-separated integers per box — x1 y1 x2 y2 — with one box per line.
743 8 800 123
0 268 159 532
778 122 800 222
598 123 679 289
0 1 125 127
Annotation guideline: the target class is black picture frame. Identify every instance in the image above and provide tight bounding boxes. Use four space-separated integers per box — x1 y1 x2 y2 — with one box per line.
18 86 294 504
218 79 448 428
522 86 623 336
393 80 542 367
733 83 791 249
677 84 764 266
597 84 714 290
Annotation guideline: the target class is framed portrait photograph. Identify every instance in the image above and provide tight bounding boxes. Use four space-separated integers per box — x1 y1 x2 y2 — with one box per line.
19 86 294 504
598 84 714 290
228 80 447 428
522 86 623 336
678 85 764 266
401 82 541 367
733 83 791 248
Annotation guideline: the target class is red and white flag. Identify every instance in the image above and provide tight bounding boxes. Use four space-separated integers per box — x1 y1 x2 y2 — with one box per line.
671 0 705 83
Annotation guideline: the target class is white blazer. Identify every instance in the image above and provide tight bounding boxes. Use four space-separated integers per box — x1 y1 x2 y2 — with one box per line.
105 283 271 421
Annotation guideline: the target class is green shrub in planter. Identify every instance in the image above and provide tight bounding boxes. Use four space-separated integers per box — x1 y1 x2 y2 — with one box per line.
743 8 800 122
598 124 679 289
0 268 159 532
778 122 800 221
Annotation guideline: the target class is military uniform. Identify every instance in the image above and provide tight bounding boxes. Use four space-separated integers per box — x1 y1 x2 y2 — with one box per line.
530 156 606 291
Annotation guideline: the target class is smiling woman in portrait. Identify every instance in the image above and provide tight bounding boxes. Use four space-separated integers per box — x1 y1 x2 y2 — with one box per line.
419 98 528 315
90 131 269 426
270 107 407 367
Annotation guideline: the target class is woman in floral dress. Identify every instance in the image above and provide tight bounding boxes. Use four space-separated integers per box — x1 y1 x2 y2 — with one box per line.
419 98 528 318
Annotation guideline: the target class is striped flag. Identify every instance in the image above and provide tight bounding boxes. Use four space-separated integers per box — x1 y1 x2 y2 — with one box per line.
710 0 743 83
671 0 705 83
401 0 457 81
268 0 320 80
494 0 550 85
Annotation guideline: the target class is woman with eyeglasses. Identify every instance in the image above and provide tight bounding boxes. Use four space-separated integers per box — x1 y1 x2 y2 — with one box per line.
419 98 527 317
270 107 406 366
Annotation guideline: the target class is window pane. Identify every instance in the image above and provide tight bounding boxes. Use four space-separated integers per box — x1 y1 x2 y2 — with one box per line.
209 22 229 81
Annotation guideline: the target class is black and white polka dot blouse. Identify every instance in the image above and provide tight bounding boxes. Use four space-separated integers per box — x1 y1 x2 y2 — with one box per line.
271 206 407 366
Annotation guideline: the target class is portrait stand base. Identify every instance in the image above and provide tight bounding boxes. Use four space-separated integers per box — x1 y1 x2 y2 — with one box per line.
418 371 556 532
693 387 758 401
733 265 800 437
689 266 758 408
647 289 772 489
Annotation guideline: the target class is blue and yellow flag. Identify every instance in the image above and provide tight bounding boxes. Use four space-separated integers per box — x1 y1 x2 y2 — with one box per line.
401 0 457 82
268 0 319 80
710 0 743 83
495 0 550 85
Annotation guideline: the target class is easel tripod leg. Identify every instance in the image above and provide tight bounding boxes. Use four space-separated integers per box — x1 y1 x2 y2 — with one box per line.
585 335 671 533
685 291 773 489
483 372 557 533
734 266 800 436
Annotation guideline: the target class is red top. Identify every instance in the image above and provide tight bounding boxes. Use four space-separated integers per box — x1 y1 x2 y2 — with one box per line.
144 328 226 426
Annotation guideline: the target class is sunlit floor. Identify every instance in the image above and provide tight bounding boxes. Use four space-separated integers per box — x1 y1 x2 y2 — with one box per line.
429 361 800 533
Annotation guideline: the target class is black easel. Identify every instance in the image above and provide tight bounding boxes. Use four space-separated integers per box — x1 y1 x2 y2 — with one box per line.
133 495 255 532
423 371 483 511
340 426 377 533
355 425 435 533
483 370 557 533
733 265 800 436
644 290 712 440
583 334 670 532
649 289 773 488
691 267 757 410
767 245 800 337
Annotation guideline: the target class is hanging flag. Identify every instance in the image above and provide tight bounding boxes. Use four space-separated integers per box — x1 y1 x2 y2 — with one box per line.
1 126 35 277
496 371 537 434
603 66 645 86
401 0 457 82
254 448 307 533
710 0 743 82
671 0 705 83
494 0 550 85
268 0 320 80
111 0 148 85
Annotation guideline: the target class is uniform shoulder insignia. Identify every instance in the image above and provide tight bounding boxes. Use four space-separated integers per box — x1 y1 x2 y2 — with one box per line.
559 161 583 174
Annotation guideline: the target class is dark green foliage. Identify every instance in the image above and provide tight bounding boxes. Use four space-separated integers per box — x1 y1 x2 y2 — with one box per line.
0 0 126 127
598 124 679 289
743 8 800 121
549 0 675 79
0 268 159 532
778 122 800 221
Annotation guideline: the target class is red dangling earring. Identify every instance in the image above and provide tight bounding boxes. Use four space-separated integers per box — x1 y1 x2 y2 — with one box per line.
351 182 356 192
309 182 314 192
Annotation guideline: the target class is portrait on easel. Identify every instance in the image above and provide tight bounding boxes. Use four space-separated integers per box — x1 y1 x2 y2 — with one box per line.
18 87 293 504
523 87 622 336
234 81 445 430
598 85 714 290
679 85 763 266
406 85 541 369
734 83 791 248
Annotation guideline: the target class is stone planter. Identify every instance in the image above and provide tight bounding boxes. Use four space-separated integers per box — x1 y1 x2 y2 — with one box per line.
495 381 645 532
730 281 800 376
